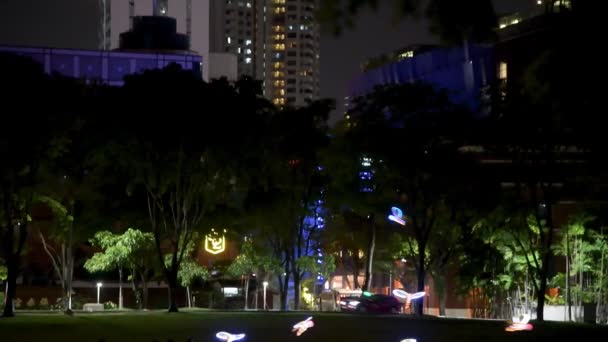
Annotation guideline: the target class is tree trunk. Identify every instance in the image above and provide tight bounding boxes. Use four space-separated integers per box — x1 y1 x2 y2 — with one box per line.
415 241 426 316
536 203 555 322
66 202 74 313
118 268 123 310
435 274 447 316
363 217 376 292
140 272 149 310
597 227 604 323
279 270 289 310
186 286 192 308
2 257 17 317
566 227 572 321
167 270 179 312
352 251 361 289
293 270 301 310
244 277 249 310
131 273 141 310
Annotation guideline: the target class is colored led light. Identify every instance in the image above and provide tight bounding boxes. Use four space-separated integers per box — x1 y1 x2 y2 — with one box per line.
292 317 314 336
388 207 406 226
216 332 246 342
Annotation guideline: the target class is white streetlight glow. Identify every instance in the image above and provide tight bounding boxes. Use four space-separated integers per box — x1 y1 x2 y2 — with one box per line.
263 281 269 310
96 282 103 304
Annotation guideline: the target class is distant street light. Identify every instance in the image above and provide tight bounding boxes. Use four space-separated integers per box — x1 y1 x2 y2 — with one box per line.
263 281 269 310
96 282 103 304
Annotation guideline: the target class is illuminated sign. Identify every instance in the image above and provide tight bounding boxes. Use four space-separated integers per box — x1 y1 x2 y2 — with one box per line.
388 207 406 226
205 229 226 255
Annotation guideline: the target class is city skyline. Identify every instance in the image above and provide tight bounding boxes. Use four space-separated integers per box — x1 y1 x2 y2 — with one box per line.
0 0 532 120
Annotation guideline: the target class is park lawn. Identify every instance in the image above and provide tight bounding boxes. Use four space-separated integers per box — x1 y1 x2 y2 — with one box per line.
1 310 607 342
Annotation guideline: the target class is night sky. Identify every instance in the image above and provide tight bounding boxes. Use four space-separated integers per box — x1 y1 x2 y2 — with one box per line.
0 0 533 122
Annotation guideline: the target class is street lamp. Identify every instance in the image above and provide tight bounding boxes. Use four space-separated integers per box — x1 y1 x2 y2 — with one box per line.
96 282 103 304
262 281 269 310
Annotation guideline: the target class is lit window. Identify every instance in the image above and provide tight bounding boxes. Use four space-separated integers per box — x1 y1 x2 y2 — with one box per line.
398 50 414 60
499 62 507 80
245 49 252 55
245 39 252 45
245 57 252 64
227 36 232 44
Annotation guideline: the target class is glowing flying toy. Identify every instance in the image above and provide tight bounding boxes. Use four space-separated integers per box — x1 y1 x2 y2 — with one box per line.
388 207 406 226
216 332 246 342
505 314 534 332
392 289 426 304
292 317 314 336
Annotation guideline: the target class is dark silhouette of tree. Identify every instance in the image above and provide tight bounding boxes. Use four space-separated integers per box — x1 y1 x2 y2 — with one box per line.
0 54 76 318
318 0 497 45
331 82 475 314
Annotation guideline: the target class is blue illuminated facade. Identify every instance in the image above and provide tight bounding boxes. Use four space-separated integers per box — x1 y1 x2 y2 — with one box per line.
348 44 495 113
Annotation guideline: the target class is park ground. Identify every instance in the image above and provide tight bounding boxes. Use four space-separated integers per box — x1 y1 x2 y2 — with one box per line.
1 310 607 342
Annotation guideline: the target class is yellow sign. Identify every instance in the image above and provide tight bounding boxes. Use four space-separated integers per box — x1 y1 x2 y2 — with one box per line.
204 231 226 255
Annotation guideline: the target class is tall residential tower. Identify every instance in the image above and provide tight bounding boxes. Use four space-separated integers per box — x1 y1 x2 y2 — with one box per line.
210 0 321 106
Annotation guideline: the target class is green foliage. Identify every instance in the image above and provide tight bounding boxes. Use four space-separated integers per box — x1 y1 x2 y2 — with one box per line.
85 228 155 276
228 240 281 280
164 235 209 288
297 254 337 282
34 195 73 235
104 301 118 310
318 0 497 44
0 263 6 281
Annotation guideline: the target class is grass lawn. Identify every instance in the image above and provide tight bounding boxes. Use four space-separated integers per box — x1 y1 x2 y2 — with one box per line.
1 310 606 342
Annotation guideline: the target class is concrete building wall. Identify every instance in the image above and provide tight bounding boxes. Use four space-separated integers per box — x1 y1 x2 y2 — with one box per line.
189 0 210 81
209 53 238 81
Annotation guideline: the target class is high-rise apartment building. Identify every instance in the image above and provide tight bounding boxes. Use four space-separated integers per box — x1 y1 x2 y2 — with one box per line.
258 0 320 107
210 1 257 78
210 0 320 107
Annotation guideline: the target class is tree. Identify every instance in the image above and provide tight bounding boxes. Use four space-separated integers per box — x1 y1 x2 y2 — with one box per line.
241 100 332 310
329 82 473 314
0 54 74 318
318 0 497 44
35 196 76 313
110 67 273 313
228 239 280 310
85 228 156 309
165 235 209 308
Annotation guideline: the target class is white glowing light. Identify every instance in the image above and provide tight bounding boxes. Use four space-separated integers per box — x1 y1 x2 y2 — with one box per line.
347 300 360 308
393 289 426 303
401 339 417 342
292 316 314 336
216 332 246 342
505 314 533 332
